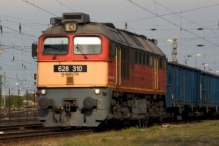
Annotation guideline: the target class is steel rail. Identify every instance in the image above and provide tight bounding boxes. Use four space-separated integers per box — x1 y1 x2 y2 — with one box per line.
0 128 94 143
0 123 42 131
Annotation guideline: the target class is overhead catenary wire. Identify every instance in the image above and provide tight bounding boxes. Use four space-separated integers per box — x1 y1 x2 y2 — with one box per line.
22 0 59 17
149 0 219 52
0 17 46 31
1 25 38 38
0 33 36 86
115 2 219 23
127 0 219 48
0 14 49 26
55 0 77 12
151 0 218 37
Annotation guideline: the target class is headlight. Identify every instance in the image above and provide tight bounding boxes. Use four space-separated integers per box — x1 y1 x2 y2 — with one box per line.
94 89 100 95
64 22 77 32
41 89 46 95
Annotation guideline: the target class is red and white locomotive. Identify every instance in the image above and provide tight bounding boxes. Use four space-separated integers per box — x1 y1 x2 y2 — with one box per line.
32 12 171 127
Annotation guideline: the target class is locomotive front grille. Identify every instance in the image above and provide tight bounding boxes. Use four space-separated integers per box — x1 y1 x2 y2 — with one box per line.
67 77 73 85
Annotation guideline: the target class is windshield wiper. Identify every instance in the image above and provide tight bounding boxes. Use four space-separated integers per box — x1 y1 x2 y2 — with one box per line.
76 43 88 59
53 54 57 59
53 48 60 59
51 43 63 60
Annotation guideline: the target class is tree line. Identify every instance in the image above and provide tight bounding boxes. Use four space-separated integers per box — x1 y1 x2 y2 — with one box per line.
0 93 37 108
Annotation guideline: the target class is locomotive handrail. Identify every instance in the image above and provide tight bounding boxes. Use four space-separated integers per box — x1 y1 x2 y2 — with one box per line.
153 57 159 89
156 58 159 89
115 47 118 86
119 48 121 85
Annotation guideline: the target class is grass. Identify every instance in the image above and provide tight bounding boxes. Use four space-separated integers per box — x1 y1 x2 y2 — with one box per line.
52 120 219 146
5 120 217 146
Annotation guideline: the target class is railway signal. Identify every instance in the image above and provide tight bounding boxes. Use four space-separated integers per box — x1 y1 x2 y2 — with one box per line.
34 73 36 80
172 36 178 63
172 36 178 54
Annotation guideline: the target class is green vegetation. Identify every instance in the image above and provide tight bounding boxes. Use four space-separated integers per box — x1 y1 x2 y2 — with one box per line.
55 121 219 146
1 93 36 108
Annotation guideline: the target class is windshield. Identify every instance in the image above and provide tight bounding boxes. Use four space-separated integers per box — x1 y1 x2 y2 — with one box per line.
43 37 68 55
73 37 101 55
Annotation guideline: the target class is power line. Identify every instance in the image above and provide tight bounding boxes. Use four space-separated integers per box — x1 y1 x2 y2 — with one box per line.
127 0 219 48
55 0 77 12
151 0 219 54
151 0 217 34
0 15 49 26
0 17 44 31
22 0 59 17
115 3 219 23
1 25 38 38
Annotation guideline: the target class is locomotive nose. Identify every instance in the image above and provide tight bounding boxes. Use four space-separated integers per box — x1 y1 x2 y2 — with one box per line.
83 97 96 109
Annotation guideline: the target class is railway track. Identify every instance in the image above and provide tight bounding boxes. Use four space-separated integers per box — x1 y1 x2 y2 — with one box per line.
0 128 95 143
0 110 38 125
0 123 43 132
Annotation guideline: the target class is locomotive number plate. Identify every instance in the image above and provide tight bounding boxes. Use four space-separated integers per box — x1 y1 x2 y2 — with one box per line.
54 65 87 72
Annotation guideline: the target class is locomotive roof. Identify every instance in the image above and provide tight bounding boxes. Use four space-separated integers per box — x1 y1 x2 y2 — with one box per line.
43 22 165 57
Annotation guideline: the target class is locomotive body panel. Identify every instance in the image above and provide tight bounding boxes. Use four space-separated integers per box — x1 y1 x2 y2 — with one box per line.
37 62 108 87
107 57 166 94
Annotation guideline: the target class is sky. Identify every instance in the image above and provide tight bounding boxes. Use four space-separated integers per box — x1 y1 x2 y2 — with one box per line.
0 0 219 94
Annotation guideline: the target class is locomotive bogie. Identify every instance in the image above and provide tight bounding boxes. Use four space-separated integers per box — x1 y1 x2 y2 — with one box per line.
107 92 169 122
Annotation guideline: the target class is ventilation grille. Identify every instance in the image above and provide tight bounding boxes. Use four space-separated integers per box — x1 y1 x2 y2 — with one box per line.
67 77 73 85
63 15 81 20
62 13 90 23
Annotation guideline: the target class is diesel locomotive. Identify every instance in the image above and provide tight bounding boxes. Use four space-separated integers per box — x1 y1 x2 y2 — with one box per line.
32 12 219 127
